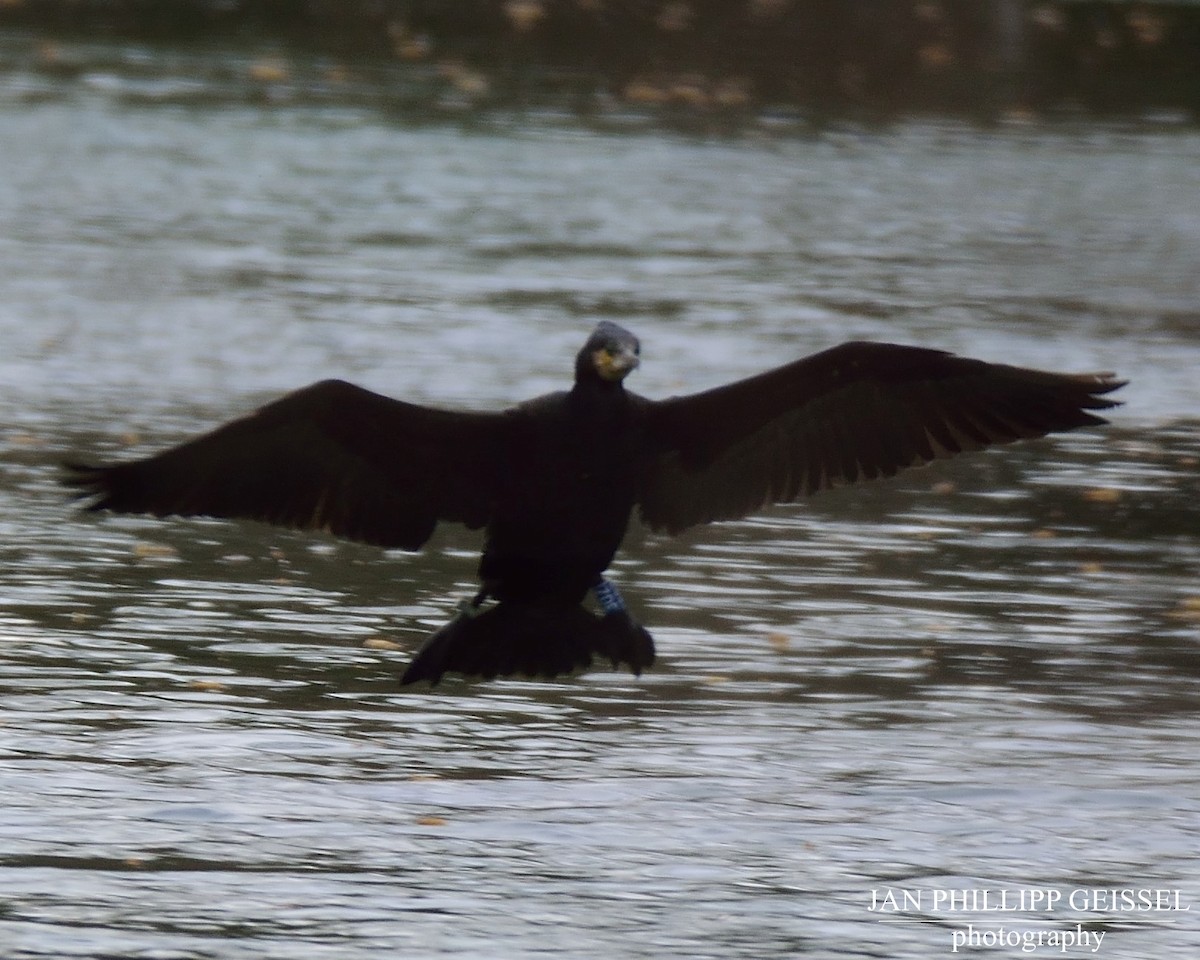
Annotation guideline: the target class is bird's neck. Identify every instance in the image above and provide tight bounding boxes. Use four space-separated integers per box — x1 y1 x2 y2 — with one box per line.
569 376 628 419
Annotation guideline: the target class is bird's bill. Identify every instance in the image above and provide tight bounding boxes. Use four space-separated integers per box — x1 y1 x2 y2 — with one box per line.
592 346 640 381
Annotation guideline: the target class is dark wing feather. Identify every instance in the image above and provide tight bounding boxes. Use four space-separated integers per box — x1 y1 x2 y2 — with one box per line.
64 379 508 549
637 341 1125 534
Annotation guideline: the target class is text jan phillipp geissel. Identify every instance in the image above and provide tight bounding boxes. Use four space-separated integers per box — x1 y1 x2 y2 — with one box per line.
869 887 1192 954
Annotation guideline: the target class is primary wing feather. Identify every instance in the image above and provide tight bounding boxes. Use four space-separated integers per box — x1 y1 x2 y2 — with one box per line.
638 341 1124 534
64 379 507 549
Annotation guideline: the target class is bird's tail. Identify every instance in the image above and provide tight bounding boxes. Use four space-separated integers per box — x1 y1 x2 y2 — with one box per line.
399 599 655 685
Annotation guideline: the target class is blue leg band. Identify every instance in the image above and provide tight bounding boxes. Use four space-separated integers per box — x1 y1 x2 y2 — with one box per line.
593 578 626 615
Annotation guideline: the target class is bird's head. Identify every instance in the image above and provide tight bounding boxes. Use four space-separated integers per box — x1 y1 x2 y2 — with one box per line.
578 321 641 385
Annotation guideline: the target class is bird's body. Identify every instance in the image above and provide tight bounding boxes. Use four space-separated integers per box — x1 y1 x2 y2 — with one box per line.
479 386 645 604
65 323 1124 683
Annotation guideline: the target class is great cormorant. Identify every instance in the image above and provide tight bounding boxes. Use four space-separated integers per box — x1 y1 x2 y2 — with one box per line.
64 323 1123 683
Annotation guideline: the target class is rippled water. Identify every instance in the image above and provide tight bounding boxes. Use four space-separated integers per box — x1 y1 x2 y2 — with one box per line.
2 37 1200 960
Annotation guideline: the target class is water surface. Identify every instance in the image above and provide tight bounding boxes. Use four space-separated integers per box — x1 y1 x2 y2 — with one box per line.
2 38 1199 960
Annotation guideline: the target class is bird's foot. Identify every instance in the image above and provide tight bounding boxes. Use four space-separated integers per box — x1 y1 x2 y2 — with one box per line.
597 609 656 675
456 587 490 619
456 599 482 619
592 577 626 615
592 580 654 674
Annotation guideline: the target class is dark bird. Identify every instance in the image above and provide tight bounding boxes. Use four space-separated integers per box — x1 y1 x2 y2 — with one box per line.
64 323 1124 683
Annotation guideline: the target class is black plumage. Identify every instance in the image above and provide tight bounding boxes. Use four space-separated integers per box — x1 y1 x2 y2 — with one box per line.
64 323 1124 683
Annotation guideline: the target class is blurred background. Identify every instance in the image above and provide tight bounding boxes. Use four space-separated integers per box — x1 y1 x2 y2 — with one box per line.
2 0 1199 125
1 4 1198 960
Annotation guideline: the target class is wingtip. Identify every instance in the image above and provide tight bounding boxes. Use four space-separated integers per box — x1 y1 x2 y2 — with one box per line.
60 460 112 508
1088 372 1128 396
1069 372 1126 416
60 460 97 489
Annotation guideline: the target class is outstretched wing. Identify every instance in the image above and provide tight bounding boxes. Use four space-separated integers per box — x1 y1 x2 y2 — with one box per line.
637 341 1125 534
64 379 508 549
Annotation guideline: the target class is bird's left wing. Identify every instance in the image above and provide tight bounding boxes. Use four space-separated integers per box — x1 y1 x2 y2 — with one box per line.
637 341 1124 535
64 379 510 549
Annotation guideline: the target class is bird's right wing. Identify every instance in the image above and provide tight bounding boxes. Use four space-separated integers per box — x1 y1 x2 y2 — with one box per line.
64 379 510 549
